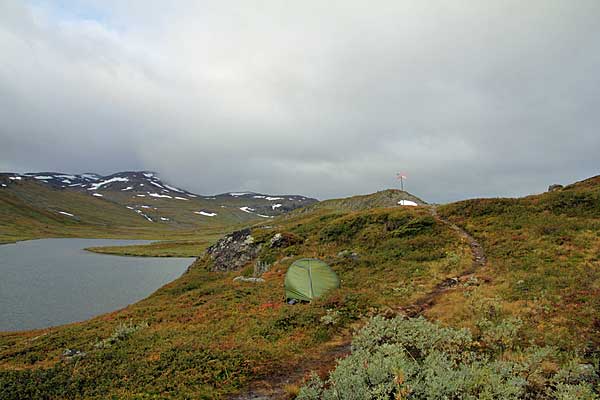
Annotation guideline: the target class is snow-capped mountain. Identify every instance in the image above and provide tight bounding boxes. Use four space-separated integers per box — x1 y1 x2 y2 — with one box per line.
0 171 319 223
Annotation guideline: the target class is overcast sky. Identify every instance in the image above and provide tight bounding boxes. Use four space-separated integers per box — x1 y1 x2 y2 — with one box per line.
1 1 599 202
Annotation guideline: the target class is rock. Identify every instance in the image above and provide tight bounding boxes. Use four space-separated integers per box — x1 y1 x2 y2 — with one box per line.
233 276 265 283
269 232 303 248
337 249 359 260
206 228 262 272
270 233 283 246
437 277 459 289
253 261 271 276
548 184 564 192
63 348 86 359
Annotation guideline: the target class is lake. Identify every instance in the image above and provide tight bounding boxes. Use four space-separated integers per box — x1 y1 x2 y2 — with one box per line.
0 238 193 332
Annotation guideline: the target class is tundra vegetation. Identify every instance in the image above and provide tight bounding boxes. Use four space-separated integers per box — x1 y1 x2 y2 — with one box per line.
1 178 600 398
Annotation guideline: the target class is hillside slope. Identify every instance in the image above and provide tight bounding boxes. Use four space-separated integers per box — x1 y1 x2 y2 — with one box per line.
2 178 600 398
0 196 468 398
430 175 600 352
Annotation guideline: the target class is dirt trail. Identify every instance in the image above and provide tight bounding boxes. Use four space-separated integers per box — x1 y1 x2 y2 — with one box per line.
400 206 487 316
231 206 487 400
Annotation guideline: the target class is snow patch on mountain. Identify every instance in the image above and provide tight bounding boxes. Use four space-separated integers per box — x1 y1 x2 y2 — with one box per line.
230 192 252 197
195 211 217 217
164 184 183 193
88 177 129 190
398 200 418 206
149 193 172 199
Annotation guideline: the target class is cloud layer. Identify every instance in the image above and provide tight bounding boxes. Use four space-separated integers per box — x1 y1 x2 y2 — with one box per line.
1 1 599 201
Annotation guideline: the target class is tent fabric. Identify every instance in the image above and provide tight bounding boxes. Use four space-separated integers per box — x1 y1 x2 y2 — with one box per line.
284 258 340 302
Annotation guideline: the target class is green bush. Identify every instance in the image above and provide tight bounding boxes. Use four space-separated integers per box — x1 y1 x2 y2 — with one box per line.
297 316 599 400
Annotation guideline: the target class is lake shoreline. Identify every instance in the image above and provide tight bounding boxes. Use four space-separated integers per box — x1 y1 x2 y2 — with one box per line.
0 238 194 331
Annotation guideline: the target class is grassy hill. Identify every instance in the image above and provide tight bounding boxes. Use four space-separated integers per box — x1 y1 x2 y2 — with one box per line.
0 173 316 249
431 175 600 352
1 178 600 398
288 189 425 216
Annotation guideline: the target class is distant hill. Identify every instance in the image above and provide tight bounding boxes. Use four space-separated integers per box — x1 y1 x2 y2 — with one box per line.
0 171 317 243
288 188 426 216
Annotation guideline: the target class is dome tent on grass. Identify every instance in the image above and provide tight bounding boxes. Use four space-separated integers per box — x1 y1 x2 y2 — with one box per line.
284 258 340 302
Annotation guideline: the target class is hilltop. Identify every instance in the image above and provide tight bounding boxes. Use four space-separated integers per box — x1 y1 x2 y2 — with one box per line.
287 188 426 216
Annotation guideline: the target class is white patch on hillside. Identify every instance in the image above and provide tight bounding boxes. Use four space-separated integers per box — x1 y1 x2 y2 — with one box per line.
136 194 146 197
265 197 283 201
175 196 189 201
62 179 71 184
164 184 183 193
88 177 129 190
150 181 164 189
272 203 282 210
121 186 133 191
9 176 22 180
195 211 217 217
1 184 7 187
398 200 418 206
81 174 100 180
160 217 169 221
149 193 172 199
257 214 273 218
35 176 53 180
239 206 255 213
57 211 75 217
143 173 154 178
230 192 251 197
253 195 266 199
92 193 103 197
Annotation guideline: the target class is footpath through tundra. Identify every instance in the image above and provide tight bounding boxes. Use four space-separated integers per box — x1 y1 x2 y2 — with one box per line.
231 205 488 400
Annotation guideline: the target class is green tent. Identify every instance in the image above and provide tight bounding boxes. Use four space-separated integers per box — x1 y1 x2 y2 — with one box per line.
284 258 340 302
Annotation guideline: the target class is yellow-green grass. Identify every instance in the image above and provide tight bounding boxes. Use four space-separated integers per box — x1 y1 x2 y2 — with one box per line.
429 176 600 353
85 237 222 258
0 206 470 399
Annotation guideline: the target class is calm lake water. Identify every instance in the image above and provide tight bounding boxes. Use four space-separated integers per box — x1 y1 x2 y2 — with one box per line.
0 238 193 332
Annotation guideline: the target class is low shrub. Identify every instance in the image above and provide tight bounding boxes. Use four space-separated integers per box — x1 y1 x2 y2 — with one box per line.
297 316 599 400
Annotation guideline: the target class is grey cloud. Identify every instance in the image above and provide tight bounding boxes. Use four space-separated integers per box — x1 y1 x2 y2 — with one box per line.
1 0 599 202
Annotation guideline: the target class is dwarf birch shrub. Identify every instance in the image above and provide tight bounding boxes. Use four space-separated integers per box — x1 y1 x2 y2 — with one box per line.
297 316 599 400
95 320 148 349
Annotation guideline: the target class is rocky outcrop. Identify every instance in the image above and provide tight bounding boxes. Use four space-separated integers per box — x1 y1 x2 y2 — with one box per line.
548 184 564 192
206 228 261 272
269 232 303 248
